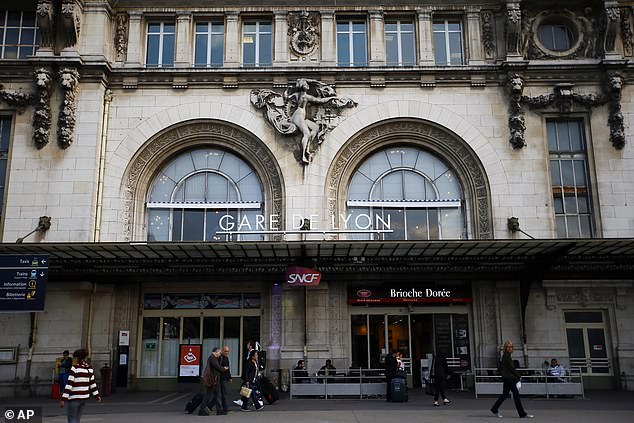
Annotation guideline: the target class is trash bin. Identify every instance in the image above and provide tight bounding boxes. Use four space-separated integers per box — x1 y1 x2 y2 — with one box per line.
100 365 112 397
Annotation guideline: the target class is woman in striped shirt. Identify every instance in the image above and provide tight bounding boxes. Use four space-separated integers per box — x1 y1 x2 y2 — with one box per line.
59 349 101 423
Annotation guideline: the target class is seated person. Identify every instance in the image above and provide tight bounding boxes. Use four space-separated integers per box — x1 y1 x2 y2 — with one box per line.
293 359 309 384
317 359 336 382
547 358 566 382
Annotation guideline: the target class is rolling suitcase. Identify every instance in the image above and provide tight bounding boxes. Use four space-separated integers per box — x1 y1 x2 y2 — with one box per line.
390 378 408 403
259 376 279 404
185 392 204 414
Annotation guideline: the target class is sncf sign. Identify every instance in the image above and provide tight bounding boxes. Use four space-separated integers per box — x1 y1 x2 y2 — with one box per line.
286 266 322 286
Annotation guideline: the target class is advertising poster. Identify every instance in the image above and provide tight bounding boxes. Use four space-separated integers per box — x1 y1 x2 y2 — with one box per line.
178 344 202 378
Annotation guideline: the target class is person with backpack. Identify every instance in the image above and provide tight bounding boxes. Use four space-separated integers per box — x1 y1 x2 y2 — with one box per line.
490 341 534 419
59 349 101 423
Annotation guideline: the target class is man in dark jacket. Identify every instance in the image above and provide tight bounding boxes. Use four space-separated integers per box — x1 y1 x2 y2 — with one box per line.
490 341 533 419
219 346 232 413
199 347 229 416
384 350 398 402
432 350 453 406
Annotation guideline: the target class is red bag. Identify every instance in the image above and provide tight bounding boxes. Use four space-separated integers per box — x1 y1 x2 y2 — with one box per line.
52 383 60 399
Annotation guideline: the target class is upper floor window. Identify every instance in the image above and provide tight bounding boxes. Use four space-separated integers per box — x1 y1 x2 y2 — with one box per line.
337 20 367 67
194 21 224 67
0 11 39 59
547 120 593 238
433 19 463 65
347 147 466 241
146 149 264 242
0 116 11 226
146 22 175 68
385 20 415 66
538 22 574 52
242 20 272 67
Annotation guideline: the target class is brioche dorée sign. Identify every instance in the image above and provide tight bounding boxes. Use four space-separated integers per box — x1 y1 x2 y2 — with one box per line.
286 266 322 287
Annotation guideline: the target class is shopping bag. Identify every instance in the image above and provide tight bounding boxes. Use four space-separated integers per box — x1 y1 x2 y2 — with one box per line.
516 381 522 390
240 385 253 398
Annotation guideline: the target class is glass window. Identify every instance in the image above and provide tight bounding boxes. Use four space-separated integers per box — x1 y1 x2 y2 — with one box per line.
538 23 574 51
433 20 463 65
351 315 369 369
0 116 10 226
146 149 264 242
160 317 180 376
194 21 224 67
347 147 466 241
0 11 39 59
183 317 201 343
146 22 175 67
242 20 272 67
547 120 593 238
385 20 415 66
337 20 367 67
140 318 160 376
223 317 241 375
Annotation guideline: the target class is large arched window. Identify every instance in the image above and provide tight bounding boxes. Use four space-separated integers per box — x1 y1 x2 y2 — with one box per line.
347 147 466 240
146 149 264 241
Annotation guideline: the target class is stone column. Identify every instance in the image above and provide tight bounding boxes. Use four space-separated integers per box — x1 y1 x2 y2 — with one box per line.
273 11 289 66
467 8 484 65
224 11 240 68
416 7 434 65
125 11 143 67
320 10 336 66
175 11 192 68
369 9 385 66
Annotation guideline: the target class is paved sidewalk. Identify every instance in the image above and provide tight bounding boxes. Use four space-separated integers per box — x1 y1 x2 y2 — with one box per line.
1 390 633 423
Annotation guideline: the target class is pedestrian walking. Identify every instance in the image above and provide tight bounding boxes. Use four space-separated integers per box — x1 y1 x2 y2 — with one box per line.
240 349 264 412
432 349 453 406
490 340 534 419
219 345 232 413
384 349 398 402
59 349 101 423
57 350 73 395
199 347 229 416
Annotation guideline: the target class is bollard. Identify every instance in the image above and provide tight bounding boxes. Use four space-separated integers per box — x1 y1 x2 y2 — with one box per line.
100 364 112 397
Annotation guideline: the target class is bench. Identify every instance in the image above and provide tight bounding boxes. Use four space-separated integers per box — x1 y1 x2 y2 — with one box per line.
290 369 387 399
474 367 585 399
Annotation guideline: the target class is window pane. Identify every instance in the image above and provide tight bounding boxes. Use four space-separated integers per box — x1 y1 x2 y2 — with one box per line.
406 209 428 240
162 34 175 66
579 215 592 237
401 31 416 65
337 33 350 66
146 34 159 65
566 328 586 358
381 208 405 240
148 23 161 33
352 32 366 66
163 23 175 33
211 33 224 65
565 311 603 323
161 317 181 376
242 316 260 374
547 121 558 151
564 191 577 213
141 318 160 376
449 32 462 64
385 31 399 65
194 34 208 65
182 209 204 241
550 160 561 185
148 209 170 241
369 315 386 369
351 315 369 369
557 121 571 151
569 121 582 150
259 33 272 65
553 195 564 214
433 32 447 65
428 209 440 239
223 317 241 373
243 33 255 65
560 160 574 186
566 216 580 238
183 317 201 344
203 316 220 362
555 215 567 237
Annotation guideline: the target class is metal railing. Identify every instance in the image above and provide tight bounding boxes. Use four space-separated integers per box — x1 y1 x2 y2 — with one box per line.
474 367 585 399
289 368 388 399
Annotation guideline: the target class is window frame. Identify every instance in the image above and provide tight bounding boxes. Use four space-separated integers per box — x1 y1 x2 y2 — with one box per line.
0 10 39 59
145 20 176 68
432 18 464 66
384 18 416 66
546 118 596 239
241 19 273 67
336 18 368 67
193 20 225 67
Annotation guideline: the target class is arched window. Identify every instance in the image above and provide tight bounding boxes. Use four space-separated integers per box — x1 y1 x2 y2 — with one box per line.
347 147 466 240
146 149 264 241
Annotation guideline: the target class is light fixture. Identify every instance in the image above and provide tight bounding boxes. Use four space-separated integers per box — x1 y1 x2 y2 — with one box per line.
507 217 535 239
16 216 51 243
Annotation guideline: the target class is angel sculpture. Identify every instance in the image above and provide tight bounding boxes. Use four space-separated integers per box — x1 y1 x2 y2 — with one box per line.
250 79 357 164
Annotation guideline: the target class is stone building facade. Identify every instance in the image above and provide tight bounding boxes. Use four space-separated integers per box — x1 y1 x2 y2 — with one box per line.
0 0 633 395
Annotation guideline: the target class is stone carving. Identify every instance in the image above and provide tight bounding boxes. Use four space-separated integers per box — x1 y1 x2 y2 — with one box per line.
121 122 284 241
602 5 621 55
481 11 496 59
545 289 557 311
115 13 129 62
288 11 319 57
60 0 81 48
521 8 599 60
507 73 526 149
506 2 522 56
0 83 33 110
57 68 79 149
621 8 633 56
36 0 55 48
33 68 53 149
250 79 357 164
326 120 493 239
508 73 626 149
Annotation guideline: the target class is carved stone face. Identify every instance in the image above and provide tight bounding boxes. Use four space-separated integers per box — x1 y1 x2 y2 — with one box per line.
509 75 524 93
35 69 51 88
60 72 76 88
609 76 623 91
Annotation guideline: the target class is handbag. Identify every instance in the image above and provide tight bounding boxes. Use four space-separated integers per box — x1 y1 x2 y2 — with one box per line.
240 385 253 398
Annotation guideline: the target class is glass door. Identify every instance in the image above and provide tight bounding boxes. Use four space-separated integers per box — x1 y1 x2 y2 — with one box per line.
565 311 611 375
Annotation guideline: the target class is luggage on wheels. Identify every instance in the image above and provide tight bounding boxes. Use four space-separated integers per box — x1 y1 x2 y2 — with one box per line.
390 378 408 403
259 376 279 405
185 391 204 414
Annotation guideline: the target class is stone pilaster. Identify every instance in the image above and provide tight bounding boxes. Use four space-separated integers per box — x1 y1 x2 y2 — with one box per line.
273 11 289 66
174 12 192 68
320 10 336 66
224 11 240 68
125 11 143 67
467 8 484 65
416 7 434 65
369 9 385 66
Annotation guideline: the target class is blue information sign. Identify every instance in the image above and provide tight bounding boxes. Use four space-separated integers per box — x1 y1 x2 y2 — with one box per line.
0 255 49 312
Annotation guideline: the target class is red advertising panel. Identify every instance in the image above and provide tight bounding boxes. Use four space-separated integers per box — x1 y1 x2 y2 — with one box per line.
285 266 322 287
179 344 202 377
